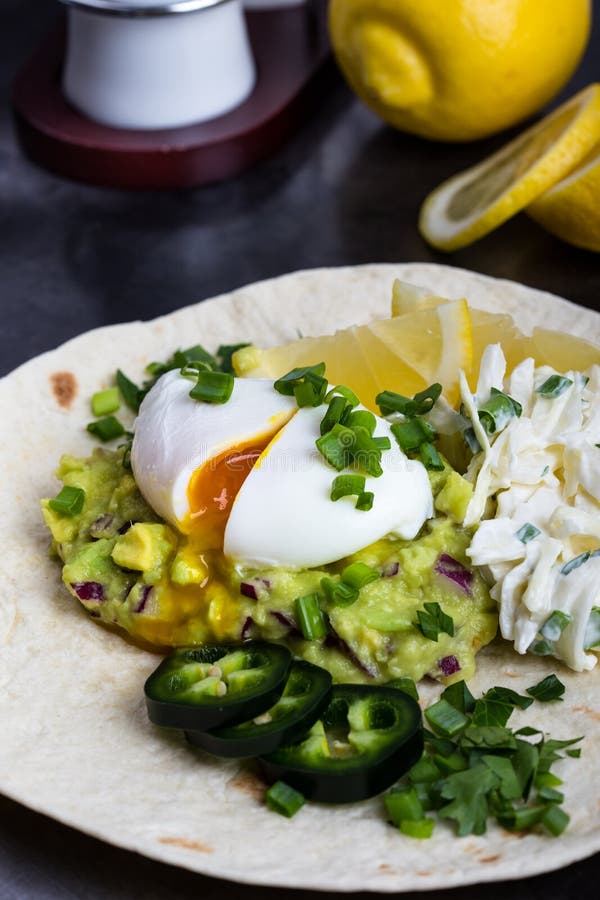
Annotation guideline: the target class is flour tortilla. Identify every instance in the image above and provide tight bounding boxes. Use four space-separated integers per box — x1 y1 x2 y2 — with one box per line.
0 263 598 892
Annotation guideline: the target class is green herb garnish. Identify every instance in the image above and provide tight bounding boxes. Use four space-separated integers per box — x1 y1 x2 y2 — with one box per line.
516 522 541 544
391 418 436 452
87 415 126 442
415 602 454 642
294 593 328 641
526 674 565 702
91 387 120 417
48 485 85 516
265 781 305 818
478 388 522 435
536 375 573 398
341 562 380 590
540 610 572 642
189 371 234 405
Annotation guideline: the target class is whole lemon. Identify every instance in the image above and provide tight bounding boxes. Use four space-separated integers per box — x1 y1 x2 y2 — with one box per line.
329 0 591 142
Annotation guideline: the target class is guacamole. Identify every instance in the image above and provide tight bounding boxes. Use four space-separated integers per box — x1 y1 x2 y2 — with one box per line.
42 448 497 685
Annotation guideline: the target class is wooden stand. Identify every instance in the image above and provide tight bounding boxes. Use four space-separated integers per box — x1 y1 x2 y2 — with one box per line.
12 3 331 190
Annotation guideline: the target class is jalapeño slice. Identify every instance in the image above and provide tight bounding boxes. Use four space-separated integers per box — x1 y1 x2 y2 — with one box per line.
186 660 332 758
260 684 423 804
144 642 292 732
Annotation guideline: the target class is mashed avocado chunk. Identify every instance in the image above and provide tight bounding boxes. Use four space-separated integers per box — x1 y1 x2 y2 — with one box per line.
42 448 496 684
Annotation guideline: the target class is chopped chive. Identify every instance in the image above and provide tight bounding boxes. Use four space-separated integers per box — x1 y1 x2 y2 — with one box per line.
526 674 565 702
295 593 328 641
419 442 444 471
537 786 564 803
330 474 366 502
217 343 250 374
561 551 591 575
325 384 360 407
425 699 469 737
91 387 120 417
320 396 349 435
391 418 436 452
180 362 211 379
408 757 440 784
540 610 572 642
145 361 167 377
87 416 126 442
344 409 376 434
375 390 417 418
515 522 541 544
320 577 359 608
529 638 554 656
265 781 305 818
478 389 521 434
387 677 419 702
536 375 573 398
355 491 374 511
48 485 85 516
584 607 600 650
189 371 234 404
315 424 355 471
274 363 326 396
385 787 423 825
116 369 142 412
463 427 481 454
341 562 380 590
498 804 546 831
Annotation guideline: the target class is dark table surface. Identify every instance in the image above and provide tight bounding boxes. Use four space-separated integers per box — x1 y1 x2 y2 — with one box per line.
1 1 599 897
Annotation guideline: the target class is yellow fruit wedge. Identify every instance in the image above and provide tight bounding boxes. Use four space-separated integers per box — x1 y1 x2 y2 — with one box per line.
527 145 600 252
419 84 600 251
233 299 473 410
390 279 600 379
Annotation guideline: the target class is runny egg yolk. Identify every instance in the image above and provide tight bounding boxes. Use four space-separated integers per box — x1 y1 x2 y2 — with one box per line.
182 433 275 549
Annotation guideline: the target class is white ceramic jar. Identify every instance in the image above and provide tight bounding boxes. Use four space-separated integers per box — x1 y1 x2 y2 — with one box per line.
61 0 257 130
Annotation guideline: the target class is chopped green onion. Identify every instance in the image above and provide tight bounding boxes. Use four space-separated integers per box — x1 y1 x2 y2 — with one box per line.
375 390 417 418
48 485 85 516
145 361 167 377
355 491 374 511
87 416 126 442
216 343 250 374
478 389 521 434
91 387 120 417
180 361 212 379
561 551 591 575
352 426 383 477
400 818 435 839
415 601 454 641
265 781 305 818
515 523 541 544
419 442 444 471
387 677 419 702
320 396 349 435
540 610 572 642
537 786 564 803
526 674 565 702
341 562 380 590
189 371 234 404
295 593 328 641
320 577 359 608
584 607 600 649
315 424 355 471
408 757 440 784
344 409 376 434
498 804 546 831
541 804 570 836
293 374 327 408
274 363 326 396
413 383 442 414
425 699 469 737
385 787 424 825
116 369 142 412
536 375 573 398
173 344 216 370
391 418 436 452
373 436 391 451
330 474 366 502
325 385 359 407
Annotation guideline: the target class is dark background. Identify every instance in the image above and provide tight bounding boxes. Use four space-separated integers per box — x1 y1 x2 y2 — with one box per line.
1 1 599 897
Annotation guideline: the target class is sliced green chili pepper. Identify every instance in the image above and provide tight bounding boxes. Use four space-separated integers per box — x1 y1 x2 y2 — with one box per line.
260 684 423 804
144 642 292 732
186 661 332 758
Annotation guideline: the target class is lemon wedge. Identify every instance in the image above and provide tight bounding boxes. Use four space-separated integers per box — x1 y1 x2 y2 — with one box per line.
233 299 473 410
419 84 600 251
527 145 600 252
